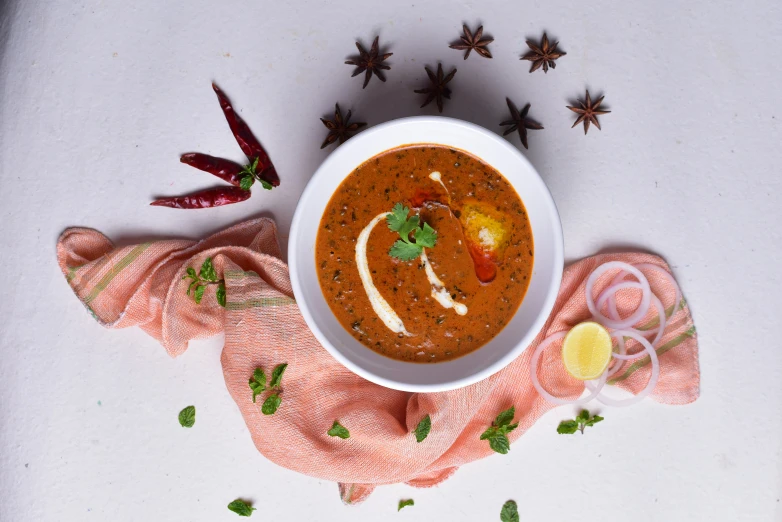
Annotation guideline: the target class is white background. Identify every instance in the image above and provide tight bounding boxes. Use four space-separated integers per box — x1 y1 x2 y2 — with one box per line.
1 0 780 520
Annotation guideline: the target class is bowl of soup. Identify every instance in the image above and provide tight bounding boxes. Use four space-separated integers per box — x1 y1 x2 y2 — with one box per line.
289 116 563 392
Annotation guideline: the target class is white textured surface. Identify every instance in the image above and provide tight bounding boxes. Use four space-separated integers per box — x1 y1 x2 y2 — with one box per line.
1 0 780 520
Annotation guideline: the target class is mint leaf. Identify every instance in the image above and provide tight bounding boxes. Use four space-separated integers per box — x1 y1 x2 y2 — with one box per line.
389 240 422 261
558 411 604 434
187 280 199 296
557 420 579 434
398 499 414 511
482 407 517 453
216 281 226 307
414 414 431 443
253 368 266 389
500 422 519 435
261 394 281 415
259 179 273 190
249 368 266 403
585 415 604 427
328 420 350 439
194 284 206 304
479 426 499 440
270 363 287 389
488 433 510 454
386 203 411 232
227 499 256 517
494 406 516 428
500 500 519 522
249 380 264 403
178 405 195 428
413 222 437 248
239 174 254 191
199 257 218 282
184 267 197 279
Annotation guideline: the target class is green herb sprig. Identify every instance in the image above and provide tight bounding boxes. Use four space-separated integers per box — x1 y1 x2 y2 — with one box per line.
238 157 274 191
327 420 350 439
398 499 415 511
248 363 287 415
386 203 437 261
414 414 431 443
480 406 518 454
557 410 603 435
500 500 519 522
183 257 226 307
178 405 196 428
227 499 256 517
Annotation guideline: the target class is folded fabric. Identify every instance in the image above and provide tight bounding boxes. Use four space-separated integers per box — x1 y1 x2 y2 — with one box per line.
56 218 699 503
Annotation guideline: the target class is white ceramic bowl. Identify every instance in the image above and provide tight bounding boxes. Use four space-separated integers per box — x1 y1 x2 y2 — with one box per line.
289 116 563 392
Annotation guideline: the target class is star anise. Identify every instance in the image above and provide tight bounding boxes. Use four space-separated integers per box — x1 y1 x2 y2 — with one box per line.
521 32 566 73
320 104 366 148
344 36 393 89
500 98 543 149
449 24 493 59
414 64 457 113
567 90 610 134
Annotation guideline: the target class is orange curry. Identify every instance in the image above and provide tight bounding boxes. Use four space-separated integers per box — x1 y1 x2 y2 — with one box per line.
316 144 533 362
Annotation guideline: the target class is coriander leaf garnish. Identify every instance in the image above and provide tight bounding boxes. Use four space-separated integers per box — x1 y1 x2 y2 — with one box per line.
398 499 415 511
414 414 431 443
183 257 226 307
227 499 256 517
500 500 519 522
178 405 196 428
413 222 437 248
261 394 281 415
386 202 412 232
270 363 288 389
328 420 350 439
479 406 518 454
386 203 437 261
389 241 424 261
557 410 603 435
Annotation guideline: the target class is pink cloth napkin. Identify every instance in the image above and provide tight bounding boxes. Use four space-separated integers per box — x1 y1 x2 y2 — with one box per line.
57 217 699 503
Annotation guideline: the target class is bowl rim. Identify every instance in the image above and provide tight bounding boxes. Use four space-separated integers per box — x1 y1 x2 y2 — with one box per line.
289 115 563 392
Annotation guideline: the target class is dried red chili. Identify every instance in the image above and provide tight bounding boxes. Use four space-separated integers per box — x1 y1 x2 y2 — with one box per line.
150 186 251 209
212 83 280 187
151 83 279 209
180 153 245 187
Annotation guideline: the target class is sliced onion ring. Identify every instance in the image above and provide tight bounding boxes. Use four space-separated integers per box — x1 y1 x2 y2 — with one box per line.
633 263 683 319
602 267 669 346
584 329 660 407
606 348 626 378
529 331 607 406
585 262 651 330
604 290 666 351
607 264 681 332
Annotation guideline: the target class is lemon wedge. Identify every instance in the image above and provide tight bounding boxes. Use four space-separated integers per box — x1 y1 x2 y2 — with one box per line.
562 322 613 381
